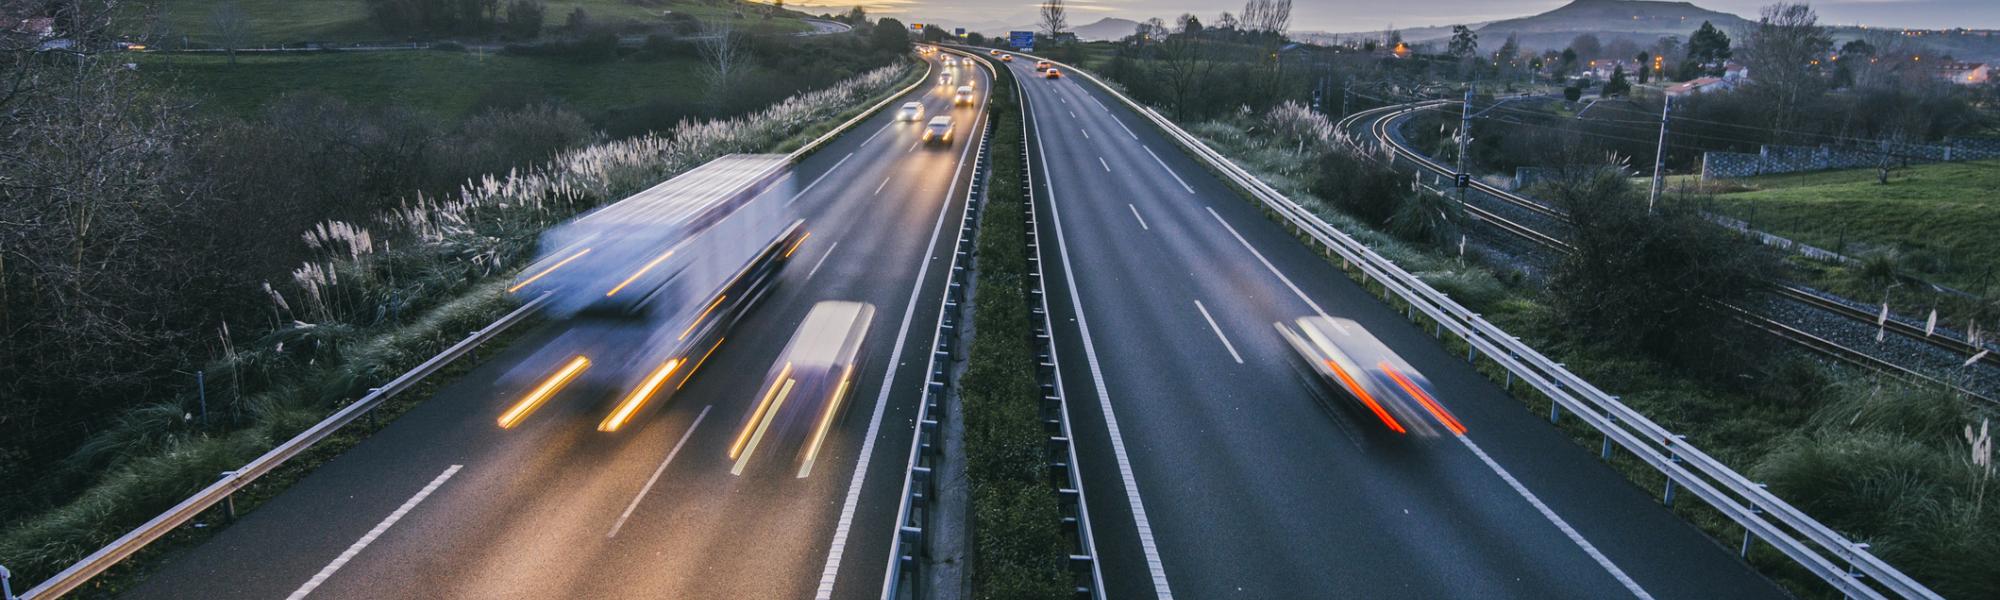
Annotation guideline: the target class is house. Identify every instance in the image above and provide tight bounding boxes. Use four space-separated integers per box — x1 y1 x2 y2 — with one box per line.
1934 62 1991 85
1666 76 1736 97
1721 61 1749 80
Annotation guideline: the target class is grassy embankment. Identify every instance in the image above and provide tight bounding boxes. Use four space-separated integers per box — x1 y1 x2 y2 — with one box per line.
0 60 922 596
1694 160 2000 298
136 51 707 119
960 59 1075 597
1180 113 1999 597
121 0 809 45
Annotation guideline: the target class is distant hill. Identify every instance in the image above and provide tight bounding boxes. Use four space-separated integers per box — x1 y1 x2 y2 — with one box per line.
1476 0 1752 52
1072 17 1141 42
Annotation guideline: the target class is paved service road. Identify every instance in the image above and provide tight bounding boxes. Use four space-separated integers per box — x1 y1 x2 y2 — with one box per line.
125 54 987 600
1000 55 1785 600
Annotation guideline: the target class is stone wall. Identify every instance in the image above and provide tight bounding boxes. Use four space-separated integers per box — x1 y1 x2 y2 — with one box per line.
1700 137 2000 179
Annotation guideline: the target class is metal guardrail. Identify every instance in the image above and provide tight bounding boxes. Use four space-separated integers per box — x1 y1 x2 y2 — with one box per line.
1011 50 1941 600
881 47 993 600
20 293 548 599
13 57 936 600
1016 66 1106 598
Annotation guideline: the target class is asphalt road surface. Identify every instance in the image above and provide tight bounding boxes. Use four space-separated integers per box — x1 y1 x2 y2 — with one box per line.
124 55 986 600
1003 55 1786 600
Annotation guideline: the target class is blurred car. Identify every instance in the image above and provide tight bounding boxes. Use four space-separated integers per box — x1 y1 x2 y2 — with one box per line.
922 115 954 144
939 71 954 85
988 49 1002 56
953 85 975 105
895 101 924 122
1035 60 1052 71
1275 316 1466 437
1000 54 1014 62
728 301 876 477
1044 68 1062 79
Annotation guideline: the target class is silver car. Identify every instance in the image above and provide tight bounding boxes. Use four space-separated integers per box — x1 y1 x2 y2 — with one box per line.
895 101 924 122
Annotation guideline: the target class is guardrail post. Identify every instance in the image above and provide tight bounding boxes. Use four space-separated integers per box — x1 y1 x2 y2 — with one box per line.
1599 414 1618 460
1549 403 1562 424
1740 491 1765 557
220 471 238 521
2 564 15 600
1663 434 1686 507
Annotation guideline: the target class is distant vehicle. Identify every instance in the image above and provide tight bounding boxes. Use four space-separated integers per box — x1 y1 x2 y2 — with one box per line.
1275 316 1466 437
939 71 954 85
988 49 1002 56
953 85 975 105
1000 54 1014 62
1044 68 1062 79
1035 60 1052 71
922 115 954 144
895 101 924 122
727 301 876 478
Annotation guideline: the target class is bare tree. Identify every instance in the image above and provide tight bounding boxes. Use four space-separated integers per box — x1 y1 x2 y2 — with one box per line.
1741 2 1832 133
208 1 252 65
1038 0 1067 39
1215 11 1239 32
697 22 747 107
1158 26 1210 119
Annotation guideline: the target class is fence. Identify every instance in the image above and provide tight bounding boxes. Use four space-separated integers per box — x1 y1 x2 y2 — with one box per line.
1703 136 2000 179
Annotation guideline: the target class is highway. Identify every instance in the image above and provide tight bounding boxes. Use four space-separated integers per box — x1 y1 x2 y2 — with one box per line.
122 54 987 600
1001 56 1786 598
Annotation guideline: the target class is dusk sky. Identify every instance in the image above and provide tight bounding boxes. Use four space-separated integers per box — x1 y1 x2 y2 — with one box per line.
786 0 2000 33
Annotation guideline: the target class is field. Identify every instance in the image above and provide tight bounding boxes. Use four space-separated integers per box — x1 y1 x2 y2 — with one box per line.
1699 159 2000 293
137 50 708 119
124 0 808 46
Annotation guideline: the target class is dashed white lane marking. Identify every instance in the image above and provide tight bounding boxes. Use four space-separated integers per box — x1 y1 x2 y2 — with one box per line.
1193 300 1244 364
788 152 855 205
819 63 991 600
1144 146 1196 194
1032 92 1176 600
1069 109 1078 119
906 139 920 153
608 405 711 538
286 465 462 600
1099 156 1111 172
806 242 840 280
1457 436 1655 600
874 174 893 196
1080 127 1091 140
1205 207 1652 600
1127 203 1150 231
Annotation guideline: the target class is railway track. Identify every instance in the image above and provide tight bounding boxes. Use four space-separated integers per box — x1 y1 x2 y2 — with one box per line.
1340 100 1998 403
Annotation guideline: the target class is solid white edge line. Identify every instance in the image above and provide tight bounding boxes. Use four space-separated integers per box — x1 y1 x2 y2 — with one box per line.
1112 115 1140 139
816 57 989 600
789 152 856 205
1144 146 1197 194
1207 207 1652 599
806 241 840 280
607 405 712 538
1127 203 1149 231
860 123 892 147
1090 94 1113 113
1457 436 1655 600
1032 78 1176 600
1193 300 1244 364
286 464 462 600
1204 207 1330 318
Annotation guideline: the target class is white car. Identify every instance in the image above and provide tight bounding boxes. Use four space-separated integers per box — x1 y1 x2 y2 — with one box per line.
939 71 954 85
922 116 954 144
895 101 924 122
953 85 975 106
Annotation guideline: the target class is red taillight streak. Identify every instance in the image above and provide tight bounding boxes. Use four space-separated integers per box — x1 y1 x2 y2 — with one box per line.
1380 362 1467 435
1325 360 1405 434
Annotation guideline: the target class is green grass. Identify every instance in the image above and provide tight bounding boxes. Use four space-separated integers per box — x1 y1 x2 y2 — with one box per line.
126 0 809 45
137 51 706 119
1702 159 2000 293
